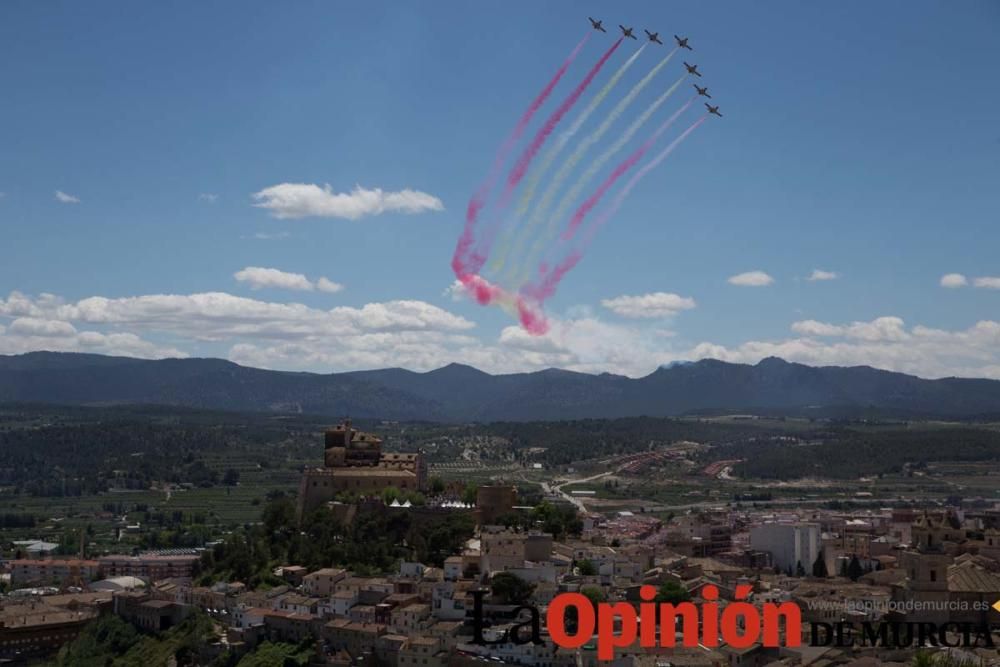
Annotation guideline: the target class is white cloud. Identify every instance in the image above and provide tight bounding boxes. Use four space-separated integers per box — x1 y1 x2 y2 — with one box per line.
940 273 969 288
0 316 183 359
234 267 315 292
252 183 444 220
789 320 845 337
973 276 1000 290
790 316 908 342
8 317 77 338
807 269 839 282
5 290 1000 380
233 267 343 294
693 317 1000 379
55 190 80 204
0 291 473 343
443 280 467 302
727 270 774 287
199 193 219 203
316 277 344 294
600 292 696 318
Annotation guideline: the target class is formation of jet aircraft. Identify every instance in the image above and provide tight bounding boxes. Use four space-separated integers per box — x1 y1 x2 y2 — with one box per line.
585 18 722 120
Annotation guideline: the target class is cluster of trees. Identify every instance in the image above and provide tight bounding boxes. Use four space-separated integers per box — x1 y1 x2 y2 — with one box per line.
727 427 1000 479
56 611 313 666
493 501 583 540
198 495 477 587
0 406 316 498
483 417 788 466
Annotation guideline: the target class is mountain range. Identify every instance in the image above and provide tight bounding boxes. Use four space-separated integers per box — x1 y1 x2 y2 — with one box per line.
1 351 999 421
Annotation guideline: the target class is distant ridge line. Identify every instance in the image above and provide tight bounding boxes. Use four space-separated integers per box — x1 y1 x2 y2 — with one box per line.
1 351 999 422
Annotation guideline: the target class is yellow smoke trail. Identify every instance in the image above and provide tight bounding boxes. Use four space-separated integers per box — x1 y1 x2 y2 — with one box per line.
514 44 646 218
486 44 647 276
501 48 679 282
513 71 688 286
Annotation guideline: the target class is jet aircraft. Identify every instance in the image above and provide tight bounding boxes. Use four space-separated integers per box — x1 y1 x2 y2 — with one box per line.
588 17 606 32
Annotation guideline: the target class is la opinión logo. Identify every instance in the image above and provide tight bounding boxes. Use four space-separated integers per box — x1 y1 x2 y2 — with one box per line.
472 584 999 659
473 583 801 660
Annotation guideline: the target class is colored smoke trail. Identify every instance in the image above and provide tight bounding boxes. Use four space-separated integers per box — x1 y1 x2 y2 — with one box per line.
504 38 623 198
562 96 695 240
510 68 685 285
514 44 646 218
487 44 646 276
451 32 591 278
464 37 624 275
522 115 708 309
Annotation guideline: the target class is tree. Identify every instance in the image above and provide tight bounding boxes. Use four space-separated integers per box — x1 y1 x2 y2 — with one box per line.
655 580 691 605
223 468 240 486
812 551 828 578
491 572 535 605
581 586 606 607
462 483 479 506
795 560 806 577
577 559 597 576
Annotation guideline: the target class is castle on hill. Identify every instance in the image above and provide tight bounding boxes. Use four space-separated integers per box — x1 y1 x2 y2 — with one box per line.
297 420 427 518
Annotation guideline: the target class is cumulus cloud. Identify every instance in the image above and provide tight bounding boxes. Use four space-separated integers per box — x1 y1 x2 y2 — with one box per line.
940 273 968 288
252 183 444 220
315 277 344 294
233 267 344 294
199 193 219 203
55 190 80 204
234 267 313 291
807 269 839 282
693 316 1000 379
727 270 774 287
790 316 909 342
443 280 467 302
0 291 473 343
973 276 1000 290
5 290 1000 380
8 317 77 338
0 315 184 360
600 292 696 318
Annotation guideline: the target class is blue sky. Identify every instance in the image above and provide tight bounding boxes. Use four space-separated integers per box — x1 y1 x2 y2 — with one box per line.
1 1 998 377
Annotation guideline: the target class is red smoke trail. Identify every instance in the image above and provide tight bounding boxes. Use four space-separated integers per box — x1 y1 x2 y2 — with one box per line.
452 33 591 278
506 38 624 198
465 37 624 274
521 114 708 313
561 97 694 241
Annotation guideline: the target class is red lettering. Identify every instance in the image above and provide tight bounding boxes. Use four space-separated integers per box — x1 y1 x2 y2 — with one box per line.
597 602 638 660
547 593 594 649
